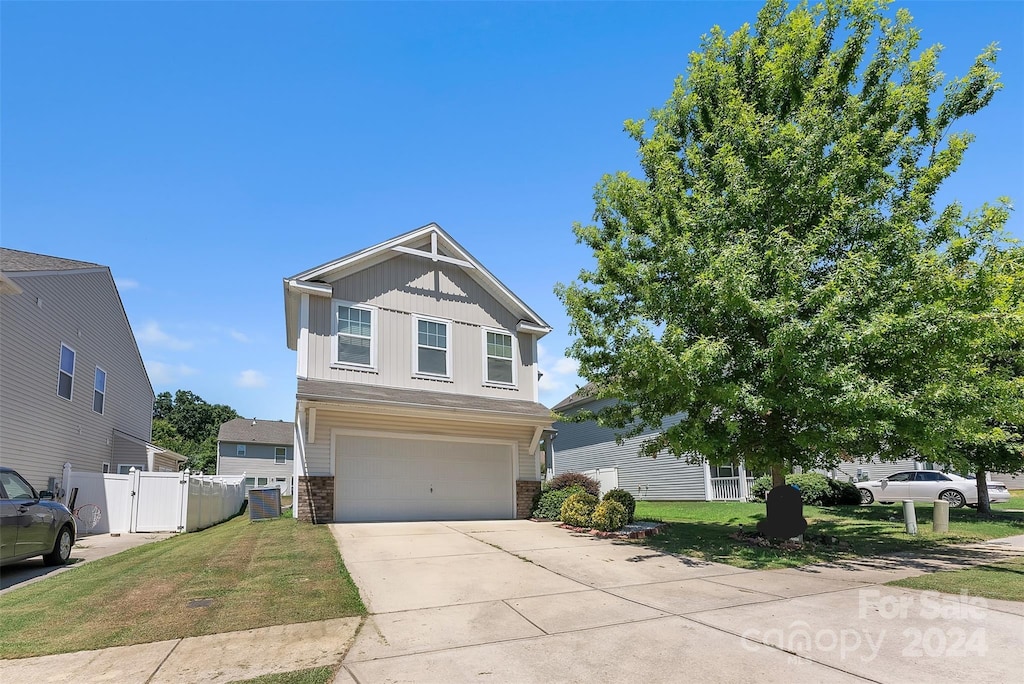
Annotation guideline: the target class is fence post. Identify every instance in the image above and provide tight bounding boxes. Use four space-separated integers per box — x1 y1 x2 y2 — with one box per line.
61 462 73 505
903 500 918 535
129 467 141 533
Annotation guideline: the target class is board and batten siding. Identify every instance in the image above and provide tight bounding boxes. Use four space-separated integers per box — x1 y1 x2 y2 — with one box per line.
553 399 707 501
303 253 536 400
218 442 293 479
0 269 154 490
302 408 539 482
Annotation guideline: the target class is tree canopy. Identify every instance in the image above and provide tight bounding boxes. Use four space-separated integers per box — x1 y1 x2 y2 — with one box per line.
151 390 240 472
556 0 1019 479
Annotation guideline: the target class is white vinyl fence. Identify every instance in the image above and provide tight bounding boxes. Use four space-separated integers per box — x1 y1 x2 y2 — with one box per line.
62 464 245 535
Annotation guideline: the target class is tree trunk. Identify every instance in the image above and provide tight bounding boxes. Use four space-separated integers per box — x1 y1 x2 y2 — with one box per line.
975 468 992 517
771 465 786 488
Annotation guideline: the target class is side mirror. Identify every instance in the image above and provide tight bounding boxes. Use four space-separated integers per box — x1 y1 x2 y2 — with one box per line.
38 490 55 500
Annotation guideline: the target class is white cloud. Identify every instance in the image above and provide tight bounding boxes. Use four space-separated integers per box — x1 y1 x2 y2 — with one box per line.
537 343 581 398
146 360 198 385
115 277 139 290
137 322 193 350
229 329 251 343
236 369 268 388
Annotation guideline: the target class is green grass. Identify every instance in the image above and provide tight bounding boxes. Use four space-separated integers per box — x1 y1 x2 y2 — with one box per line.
635 499 1024 570
888 555 1024 602
993 489 1024 511
0 515 365 659
231 667 335 684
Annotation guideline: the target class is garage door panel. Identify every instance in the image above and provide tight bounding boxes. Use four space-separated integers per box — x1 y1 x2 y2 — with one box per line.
335 435 513 522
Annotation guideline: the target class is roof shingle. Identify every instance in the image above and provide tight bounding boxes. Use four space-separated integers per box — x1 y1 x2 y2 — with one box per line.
218 418 294 445
0 248 104 273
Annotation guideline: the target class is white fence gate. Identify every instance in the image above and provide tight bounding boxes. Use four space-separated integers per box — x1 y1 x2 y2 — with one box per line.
63 464 245 534
581 467 619 497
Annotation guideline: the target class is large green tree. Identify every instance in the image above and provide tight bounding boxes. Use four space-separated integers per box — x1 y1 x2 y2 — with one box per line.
556 0 1012 483
151 390 240 472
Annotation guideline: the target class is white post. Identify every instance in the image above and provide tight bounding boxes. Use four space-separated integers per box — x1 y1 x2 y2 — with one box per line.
903 500 918 535
703 462 714 501
933 500 950 533
129 467 141 533
737 462 749 501
61 462 73 505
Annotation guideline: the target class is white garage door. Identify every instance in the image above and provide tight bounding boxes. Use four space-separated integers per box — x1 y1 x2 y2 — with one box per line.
334 434 514 522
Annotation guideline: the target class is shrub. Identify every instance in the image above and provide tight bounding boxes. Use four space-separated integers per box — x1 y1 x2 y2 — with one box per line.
827 478 862 506
560 491 598 527
750 473 859 506
602 488 636 523
548 472 600 497
591 500 627 531
532 485 583 520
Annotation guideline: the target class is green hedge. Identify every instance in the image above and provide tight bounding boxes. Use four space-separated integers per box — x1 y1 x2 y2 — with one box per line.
560 491 599 527
602 489 636 524
750 473 860 506
591 500 627 531
532 485 584 519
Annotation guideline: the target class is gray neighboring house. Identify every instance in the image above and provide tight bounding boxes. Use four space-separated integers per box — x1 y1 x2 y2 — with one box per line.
283 223 555 523
0 248 184 494
216 418 295 495
551 385 751 501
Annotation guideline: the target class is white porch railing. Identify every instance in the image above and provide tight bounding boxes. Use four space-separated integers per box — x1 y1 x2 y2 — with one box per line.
711 476 743 501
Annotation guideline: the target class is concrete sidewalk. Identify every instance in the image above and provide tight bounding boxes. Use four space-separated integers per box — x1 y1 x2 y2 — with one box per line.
0 618 362 684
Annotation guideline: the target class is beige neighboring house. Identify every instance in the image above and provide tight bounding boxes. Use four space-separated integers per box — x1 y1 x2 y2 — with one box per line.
216 418 295 495
283 223 555 522
0 248 184 494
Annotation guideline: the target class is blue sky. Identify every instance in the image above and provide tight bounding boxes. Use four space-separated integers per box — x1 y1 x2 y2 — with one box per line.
3 1 1022 423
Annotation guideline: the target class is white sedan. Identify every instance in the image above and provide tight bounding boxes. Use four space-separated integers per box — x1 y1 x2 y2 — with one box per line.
857 470 1011 508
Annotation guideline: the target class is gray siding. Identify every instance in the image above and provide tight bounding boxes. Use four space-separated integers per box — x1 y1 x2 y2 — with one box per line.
111 434 148 471
218 441 293 478
0 269 154 490
819 458 922 482
553 399 707 501
303 408 539 482
304 254 536 400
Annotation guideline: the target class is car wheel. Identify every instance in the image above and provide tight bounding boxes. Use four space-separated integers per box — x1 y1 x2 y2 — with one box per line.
859 488 874 505
939 489 966 509
43 525 73 566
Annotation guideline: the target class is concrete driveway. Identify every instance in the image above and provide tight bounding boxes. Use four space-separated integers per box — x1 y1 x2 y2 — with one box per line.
330 521 1024 683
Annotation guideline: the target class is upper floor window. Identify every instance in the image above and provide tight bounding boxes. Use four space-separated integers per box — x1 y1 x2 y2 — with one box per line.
57 343 75 401
334 302 375 368
93 367 107 414
415 316 450 377
237 444 246 457
275 447 286 464
484 330 515 385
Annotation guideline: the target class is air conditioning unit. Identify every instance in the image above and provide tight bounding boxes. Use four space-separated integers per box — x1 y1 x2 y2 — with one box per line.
249 488 282 521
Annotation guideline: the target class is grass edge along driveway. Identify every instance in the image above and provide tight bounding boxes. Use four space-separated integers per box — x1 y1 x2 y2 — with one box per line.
636 497 1024 570
0 514 365 659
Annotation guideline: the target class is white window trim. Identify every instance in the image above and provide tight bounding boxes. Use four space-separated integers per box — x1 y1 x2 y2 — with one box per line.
275 447 286 464
57 342 76 401
481 327 517 388
411 314 453 379
93 366 107 415
118 464 144 474
331 299 377 370
237 444 246 457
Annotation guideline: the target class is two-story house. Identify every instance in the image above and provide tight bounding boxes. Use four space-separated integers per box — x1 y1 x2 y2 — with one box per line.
283 224 555 522
216 418 295 494
0 248 183 493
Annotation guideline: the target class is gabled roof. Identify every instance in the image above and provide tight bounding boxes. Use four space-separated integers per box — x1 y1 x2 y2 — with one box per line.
552 382 598 412
218 418 295 445
283 223 551 349
0 248 103 273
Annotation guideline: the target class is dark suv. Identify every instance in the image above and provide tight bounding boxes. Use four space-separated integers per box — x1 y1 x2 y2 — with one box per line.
0 466 76 566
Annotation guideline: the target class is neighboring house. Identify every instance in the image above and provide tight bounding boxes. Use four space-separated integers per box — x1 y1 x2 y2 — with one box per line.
216 418 295 495
551 385 754 501
283 223 555 522
0 248 184 494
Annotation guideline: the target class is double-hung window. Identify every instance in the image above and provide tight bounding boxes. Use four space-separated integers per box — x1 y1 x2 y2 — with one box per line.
414 316 450 377
484 330 515 385
237 444 246 457
93 367 107 414
57 343 75 400
334 302 375 368
275 447 286 464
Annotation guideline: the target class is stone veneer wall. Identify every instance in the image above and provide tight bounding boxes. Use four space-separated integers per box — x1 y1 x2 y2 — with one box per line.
296 476 334 523
516 480 541 519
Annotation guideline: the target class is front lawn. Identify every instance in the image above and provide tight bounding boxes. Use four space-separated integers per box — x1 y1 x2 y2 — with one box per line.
0 515 365 659
636 500 1024 570
887 555 1024 602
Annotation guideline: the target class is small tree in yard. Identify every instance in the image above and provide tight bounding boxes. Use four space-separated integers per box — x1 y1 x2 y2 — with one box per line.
556 0 1013 484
